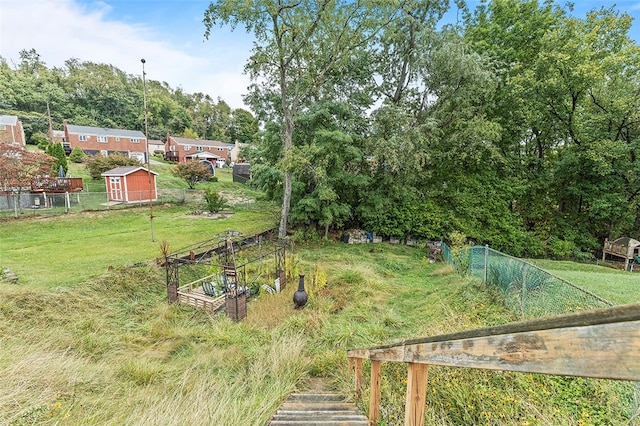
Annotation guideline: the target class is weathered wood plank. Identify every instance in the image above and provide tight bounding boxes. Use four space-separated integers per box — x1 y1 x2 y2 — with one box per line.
366 303 640 351
371 320 640 380
404 363 429 426
348 305 640 380
369 360 381 426
348 349 370 359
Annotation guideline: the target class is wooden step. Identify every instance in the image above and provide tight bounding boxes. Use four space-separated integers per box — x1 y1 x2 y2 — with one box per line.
270 392 368 426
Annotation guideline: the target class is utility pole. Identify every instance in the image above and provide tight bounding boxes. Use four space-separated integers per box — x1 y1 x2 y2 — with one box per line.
141 58 155 242
46 100 53 142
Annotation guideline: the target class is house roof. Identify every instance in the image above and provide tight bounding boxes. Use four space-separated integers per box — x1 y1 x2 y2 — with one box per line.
67 124 145 139
169 135 233 149
101 166 158 177
0 115 18 126
148 139 164 146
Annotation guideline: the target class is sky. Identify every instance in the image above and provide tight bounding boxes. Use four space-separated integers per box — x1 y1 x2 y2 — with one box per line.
2 0 640 111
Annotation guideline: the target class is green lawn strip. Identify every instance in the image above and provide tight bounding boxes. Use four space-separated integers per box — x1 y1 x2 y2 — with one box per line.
0 206 276 288
528 259 640 305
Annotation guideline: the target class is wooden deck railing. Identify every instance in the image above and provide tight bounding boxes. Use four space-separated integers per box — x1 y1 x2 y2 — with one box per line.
347 303 640 426
31 177 84 193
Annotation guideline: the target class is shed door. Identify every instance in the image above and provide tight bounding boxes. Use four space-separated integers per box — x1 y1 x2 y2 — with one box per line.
109 177 122 201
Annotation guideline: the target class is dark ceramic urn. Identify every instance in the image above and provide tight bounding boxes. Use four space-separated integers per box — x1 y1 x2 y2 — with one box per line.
293 273 308 309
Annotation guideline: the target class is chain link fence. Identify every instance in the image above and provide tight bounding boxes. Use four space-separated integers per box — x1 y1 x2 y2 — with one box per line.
443 242 638 424
442 243 613 318
0 189 258 219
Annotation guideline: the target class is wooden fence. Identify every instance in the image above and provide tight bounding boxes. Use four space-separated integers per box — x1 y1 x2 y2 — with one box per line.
347 303 640 426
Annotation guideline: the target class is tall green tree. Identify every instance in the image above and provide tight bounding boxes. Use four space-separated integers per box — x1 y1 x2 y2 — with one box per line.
228 108 259 144
204 0 397 238
46 143 68 176
464 1 640 252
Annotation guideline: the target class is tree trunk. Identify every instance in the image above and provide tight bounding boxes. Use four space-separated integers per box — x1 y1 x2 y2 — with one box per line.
279 170 292 239
278 94 294 239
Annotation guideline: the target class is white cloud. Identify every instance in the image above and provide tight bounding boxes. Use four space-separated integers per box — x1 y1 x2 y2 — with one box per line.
0 0 252 109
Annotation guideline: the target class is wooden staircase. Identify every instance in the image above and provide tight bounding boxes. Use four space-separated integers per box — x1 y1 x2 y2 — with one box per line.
270 392 368 425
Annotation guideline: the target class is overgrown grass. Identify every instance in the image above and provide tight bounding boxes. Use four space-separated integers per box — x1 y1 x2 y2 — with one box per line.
0 235 635 424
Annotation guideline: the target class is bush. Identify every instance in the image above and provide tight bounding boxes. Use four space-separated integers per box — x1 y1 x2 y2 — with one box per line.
204 189 228 213
85 153 142 180
69 146 86 163
30 132 50 150
548 236 577 260
172 162 211 189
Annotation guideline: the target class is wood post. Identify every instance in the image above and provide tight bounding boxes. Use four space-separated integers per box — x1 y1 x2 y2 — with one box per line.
404 363 429 426
349 357 363 397
369 360 382 426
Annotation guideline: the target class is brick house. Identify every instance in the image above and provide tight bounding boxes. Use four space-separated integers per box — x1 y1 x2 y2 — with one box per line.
148 139 165 155
63 121 147 162
0 115 26 146
164 134 233 166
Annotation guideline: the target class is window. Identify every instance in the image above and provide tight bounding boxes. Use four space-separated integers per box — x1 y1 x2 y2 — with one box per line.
97 136 107 143
169 145 176 152
196 146 203 152
130 138 140 143
184 145 191 151
115 137 120 142
217 147 223 151
0 125 6 131
79 135 88 142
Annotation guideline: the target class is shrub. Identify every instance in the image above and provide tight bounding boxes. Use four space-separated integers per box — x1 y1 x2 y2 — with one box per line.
548 236 577 260
85 153 142 179
172 162 211 189
204 189 228 213
30 132 50 150
69 146 86 163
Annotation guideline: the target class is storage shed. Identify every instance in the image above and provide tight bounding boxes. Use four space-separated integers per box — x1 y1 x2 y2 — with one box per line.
102 166 158 203
232 163 251 184
602 237 640 270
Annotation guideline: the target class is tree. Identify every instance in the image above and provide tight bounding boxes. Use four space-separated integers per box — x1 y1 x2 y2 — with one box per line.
463 1 640 251
172 161 211 189
204 0 395 238
227 108 259 144
46 142 68 175
0 145 54 211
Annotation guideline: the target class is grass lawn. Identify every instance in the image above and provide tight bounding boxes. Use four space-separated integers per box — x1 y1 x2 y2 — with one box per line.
0 205 277 288
0 161 635 424
0 241 633 425
529 259 640 305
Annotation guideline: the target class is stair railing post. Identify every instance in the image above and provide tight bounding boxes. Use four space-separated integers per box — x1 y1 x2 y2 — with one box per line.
404 362 429 426
369 360 382 426
349 357 363 397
